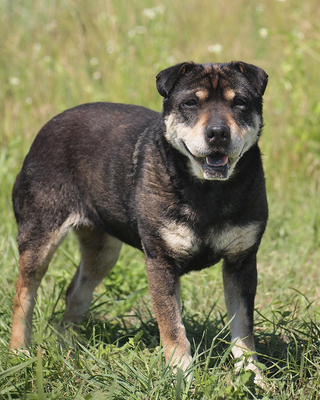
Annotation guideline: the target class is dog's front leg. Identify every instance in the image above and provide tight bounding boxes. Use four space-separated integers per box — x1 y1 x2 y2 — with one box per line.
222 251 262 379
145 257 192 371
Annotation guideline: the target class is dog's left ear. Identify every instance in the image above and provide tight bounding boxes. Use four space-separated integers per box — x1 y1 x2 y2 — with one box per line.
232 61 268 96
156 62 195 98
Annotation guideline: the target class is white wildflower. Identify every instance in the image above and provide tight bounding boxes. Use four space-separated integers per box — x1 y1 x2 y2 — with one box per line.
9 77 20 85
208 43 223 54
143 8 157 19
90 57 99 66
259 28 268 38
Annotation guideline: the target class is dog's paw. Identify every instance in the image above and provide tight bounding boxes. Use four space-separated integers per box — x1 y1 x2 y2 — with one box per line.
234 357 266 388
10 347 32 357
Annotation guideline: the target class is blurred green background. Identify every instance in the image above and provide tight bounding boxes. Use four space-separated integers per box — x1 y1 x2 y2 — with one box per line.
1 0 320 398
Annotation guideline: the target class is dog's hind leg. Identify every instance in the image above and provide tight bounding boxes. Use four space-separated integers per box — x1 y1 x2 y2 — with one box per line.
10 217 73 350
63 227 122 324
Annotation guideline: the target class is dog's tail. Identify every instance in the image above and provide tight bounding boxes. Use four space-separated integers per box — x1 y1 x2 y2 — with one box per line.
12 172 21 223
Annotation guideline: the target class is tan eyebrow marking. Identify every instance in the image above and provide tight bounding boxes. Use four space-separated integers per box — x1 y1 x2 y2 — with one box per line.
195 90 209 100
224 89 236 101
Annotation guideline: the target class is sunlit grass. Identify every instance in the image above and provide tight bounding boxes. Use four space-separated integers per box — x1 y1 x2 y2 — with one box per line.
1 0 320 398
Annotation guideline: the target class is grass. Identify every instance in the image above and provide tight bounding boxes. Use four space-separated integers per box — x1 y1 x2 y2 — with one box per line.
0 0 320 398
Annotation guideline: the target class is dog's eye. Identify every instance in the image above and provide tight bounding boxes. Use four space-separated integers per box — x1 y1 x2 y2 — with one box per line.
184 99 197 107
234 98 247 108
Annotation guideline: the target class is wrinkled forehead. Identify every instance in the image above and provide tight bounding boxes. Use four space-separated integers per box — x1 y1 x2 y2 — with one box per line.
174 63 252 99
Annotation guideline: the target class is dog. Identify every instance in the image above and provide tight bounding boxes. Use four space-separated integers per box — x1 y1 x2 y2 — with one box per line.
10 61 268 378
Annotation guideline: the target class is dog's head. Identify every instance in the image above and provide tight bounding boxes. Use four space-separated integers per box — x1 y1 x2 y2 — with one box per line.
156 62 268 180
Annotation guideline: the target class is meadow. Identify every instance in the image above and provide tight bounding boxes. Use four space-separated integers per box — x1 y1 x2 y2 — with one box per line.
0 0 320 398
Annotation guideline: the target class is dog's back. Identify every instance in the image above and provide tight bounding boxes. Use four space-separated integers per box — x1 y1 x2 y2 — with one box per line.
12 102 159 239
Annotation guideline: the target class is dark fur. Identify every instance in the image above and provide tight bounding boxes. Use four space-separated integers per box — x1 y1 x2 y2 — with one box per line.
10 62 268 377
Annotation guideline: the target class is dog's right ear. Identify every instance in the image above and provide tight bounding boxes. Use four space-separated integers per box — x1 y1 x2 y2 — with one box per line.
156 62 195 98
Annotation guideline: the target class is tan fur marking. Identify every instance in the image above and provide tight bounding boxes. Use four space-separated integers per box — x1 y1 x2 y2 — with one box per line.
195 89 209 101
224 89 236 101
160 221 198 257
203 64 213 74
226 115 245 141
209 222 260 255
11 273 36 349
191 115 209 140
164 114 207 179
164 114 207 152
209 65 228 90
211 74 219 91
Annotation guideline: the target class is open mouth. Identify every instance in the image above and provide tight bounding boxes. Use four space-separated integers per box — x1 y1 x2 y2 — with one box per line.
183 144 235 180
202 154 231 180
192 150 231 170
195 152 230 179
205 153 229 168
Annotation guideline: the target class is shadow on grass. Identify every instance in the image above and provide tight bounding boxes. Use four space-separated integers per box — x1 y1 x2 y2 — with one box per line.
254 311 320 386
47 285 320 392
50 303 239 372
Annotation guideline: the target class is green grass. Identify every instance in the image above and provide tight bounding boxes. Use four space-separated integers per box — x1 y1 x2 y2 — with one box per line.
1 0 320 398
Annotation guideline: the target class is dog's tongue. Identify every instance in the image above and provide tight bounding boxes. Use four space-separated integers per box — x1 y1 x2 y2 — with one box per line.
206 154 228 167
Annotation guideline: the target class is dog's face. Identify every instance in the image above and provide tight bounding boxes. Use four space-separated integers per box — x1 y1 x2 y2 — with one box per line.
157 62 268 180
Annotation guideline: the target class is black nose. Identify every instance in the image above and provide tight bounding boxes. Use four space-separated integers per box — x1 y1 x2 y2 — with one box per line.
205 124 231 145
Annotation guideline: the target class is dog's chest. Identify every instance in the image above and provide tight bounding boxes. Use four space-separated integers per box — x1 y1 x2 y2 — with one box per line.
159 219 261 260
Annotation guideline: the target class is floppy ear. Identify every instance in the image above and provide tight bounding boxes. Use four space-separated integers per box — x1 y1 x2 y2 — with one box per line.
232 61 268 96
156 62 195 98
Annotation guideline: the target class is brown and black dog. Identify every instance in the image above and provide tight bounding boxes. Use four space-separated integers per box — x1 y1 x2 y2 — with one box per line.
10 61 268 377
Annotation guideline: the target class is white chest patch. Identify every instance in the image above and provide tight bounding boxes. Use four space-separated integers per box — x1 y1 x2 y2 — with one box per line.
160 221 199 257
208 222 261 255
160 220 261 258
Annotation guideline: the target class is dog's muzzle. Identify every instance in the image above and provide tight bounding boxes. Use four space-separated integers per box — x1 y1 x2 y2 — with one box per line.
184 123 237 180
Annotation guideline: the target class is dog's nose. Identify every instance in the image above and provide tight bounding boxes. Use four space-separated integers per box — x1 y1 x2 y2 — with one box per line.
205 124 230 145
